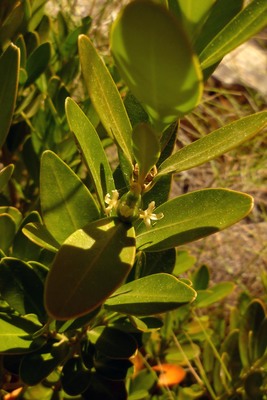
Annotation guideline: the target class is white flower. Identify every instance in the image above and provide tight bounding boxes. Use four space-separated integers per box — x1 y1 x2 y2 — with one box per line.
104 190 119 215
139 201 164 229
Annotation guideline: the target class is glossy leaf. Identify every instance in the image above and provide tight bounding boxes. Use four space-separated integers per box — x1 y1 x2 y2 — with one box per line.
194 0 243 55
45 217 136 320
78 34 133 166
0 313 44 354
200 0 267 69
65 97 115 209
25 42 51 87
22 222 60 252
20 340 69 385
194 282 235 308
104 273 196 315
0 214 16 254
111 0 203 130
132 123 160 186
0 258 46 321
136 189 253 252
0 164 14 192
40 150 100 244
0 44 20 149
157 112 267 178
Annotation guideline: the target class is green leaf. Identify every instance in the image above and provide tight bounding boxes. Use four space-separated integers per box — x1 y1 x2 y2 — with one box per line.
65 98 115 209
0 313 44 354
45 217 136 320
0 206 22 228
12 211 42 262
132 123 160 186
168 0 215 41
20 340 69 386
200 0 267 69
166 343 200 364
110 0 203 130
40 150 100 244
78 34 133 166
22 223 60 252
191 264 210 291
194 282 235 308
239 299 266 368
136 189 253 252
0 214 16 254
0 164 14 192
173 250 196 275
140 248 176 277
0 258 46 321
104 273 196 315
194 0 243 55
25 42 51 87
157 112 267 178
94 353 132 380
0 44 20 149
0 2 24 47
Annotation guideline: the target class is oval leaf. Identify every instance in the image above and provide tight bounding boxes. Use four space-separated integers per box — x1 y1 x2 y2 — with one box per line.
65 97 115 209
157 112 267 178
40 150 100 244
136 189 253 252
111 0 203 130
78 34 133 166
194 282 235 308
45 217 136 320
0 44 20 148
104 273 196 315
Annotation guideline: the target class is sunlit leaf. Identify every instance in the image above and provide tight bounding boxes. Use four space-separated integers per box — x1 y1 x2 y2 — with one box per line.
22 223 60 252
168 0 215 40
157 112 267 178
111 0 203 130
40 150 100 244
200 0 267 69
78 34 133 166
105 273 196 315
136 189 253 252
65 97 115 209
0 313 44 354
194 282 235 308
45 217 136 320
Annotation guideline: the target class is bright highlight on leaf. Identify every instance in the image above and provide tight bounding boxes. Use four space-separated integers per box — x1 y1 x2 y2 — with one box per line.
111 0 203 130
